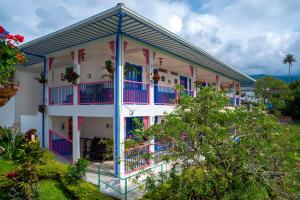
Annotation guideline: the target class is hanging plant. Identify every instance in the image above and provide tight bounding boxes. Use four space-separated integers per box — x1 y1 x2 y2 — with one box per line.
61 66 79 85
102 60 115 80
194 80 206 88
151 72 160 82
221 84 228 91
236 91 240 95
38 105 46 113
34 73 47 84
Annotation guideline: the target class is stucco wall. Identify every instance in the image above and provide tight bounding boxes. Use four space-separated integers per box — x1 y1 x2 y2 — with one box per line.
0 97 15 127
14 71 42 124
80 117 113 139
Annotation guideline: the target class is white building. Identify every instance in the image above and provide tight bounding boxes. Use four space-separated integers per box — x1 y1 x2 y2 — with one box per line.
0 3 255 181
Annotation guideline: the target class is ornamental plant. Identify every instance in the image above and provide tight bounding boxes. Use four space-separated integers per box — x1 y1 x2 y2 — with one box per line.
0 25 25 84
140 87 290 199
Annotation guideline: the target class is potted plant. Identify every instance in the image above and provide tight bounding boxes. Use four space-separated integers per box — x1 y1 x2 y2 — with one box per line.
61 67 79 85
151 72 160 82
221 84 228 91
102 60 115 80
38 105 46 113
34 73 47 84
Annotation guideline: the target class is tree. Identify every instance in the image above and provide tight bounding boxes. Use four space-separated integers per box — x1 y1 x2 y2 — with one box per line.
136 88 289 199
255 76 292 113
283 54 296 83
285 80 300 119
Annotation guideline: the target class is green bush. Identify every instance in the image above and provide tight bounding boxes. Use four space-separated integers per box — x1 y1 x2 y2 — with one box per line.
65 158 89 185
64 180 110 200
36 152 67 179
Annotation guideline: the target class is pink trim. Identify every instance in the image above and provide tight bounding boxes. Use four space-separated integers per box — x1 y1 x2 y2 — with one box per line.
109 41 115 54
78 49 85 64
78 116 83 131
190 65 194 77
142 48 149 65
71 51 74 62
124 41 128 51
49 57 54 71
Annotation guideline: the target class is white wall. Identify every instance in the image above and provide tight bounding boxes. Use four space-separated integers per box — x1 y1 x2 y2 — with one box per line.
0 97 15 127
80 117 113 139
51 116 70 136
14 71 42 125
21 114 42 140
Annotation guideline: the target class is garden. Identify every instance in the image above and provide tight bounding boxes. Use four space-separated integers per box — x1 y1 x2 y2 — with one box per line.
128 87 300 200
0 128 112 200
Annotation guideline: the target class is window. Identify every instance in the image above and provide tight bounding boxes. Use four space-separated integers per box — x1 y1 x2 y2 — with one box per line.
161 76 165 82
125 63 142 82
174 79 178 84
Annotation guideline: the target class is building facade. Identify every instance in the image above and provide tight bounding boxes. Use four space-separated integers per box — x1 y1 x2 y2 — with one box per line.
1 3 255 178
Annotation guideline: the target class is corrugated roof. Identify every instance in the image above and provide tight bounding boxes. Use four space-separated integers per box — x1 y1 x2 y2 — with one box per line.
20 3 255 84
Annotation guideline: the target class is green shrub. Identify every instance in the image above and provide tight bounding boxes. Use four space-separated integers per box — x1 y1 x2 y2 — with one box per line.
36 151 67 179
64 180 110 200
65 158 89 185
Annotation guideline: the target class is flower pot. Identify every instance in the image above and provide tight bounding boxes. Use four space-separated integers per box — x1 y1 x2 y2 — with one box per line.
152 74 160 82
0 97 9 107
0 84 19 98
38 105 46 113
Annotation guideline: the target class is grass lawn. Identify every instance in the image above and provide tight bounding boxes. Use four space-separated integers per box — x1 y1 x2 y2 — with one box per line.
281 124 300 196
38 180 71 200
0 157 15 175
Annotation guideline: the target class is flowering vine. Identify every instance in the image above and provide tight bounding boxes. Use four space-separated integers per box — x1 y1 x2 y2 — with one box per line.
0 25 25 84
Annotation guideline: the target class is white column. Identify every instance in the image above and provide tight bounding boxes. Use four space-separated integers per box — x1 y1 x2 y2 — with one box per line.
72 115 80 162
44 115 52 149
73 49 80 105
149 116 155 159
149 49 154 105
192 66 196 96
118 35 126 177
233 81 236 107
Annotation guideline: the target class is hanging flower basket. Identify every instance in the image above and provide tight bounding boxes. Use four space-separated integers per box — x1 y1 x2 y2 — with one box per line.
152 73 160 82
0 97 10 107
0 83 19 98
38 105 46 113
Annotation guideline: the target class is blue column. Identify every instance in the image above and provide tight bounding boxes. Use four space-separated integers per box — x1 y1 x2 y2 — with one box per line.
114 12 123 177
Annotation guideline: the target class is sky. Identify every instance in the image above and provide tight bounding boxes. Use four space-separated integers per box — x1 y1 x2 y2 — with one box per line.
1 0 300 76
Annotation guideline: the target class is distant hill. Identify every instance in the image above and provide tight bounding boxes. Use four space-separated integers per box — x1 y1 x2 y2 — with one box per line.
250 74 300 83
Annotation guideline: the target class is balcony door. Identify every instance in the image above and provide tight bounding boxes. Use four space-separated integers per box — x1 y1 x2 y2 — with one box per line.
125 63 142 82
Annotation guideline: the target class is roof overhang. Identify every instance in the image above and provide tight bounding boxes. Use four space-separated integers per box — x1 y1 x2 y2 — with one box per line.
20 3 256 85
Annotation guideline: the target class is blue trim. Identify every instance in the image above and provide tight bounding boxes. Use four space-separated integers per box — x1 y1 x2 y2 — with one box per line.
114 12 123 177
21 51 46 148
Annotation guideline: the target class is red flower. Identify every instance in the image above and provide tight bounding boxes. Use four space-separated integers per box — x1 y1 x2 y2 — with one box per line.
15 34 24 43
6 170 19 179
0 26 4 34
6 34 15 40
7 40 15 47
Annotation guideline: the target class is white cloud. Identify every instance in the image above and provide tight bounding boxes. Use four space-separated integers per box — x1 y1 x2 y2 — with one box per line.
1 0 300 75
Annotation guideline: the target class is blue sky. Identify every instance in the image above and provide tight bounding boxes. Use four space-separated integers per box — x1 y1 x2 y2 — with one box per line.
1 0 300 76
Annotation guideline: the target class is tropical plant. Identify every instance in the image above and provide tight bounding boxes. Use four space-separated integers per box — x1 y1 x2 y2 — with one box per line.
34 73 47 84
137 87 290 199
0 127 19 159
61 66 79 85
65 158 89 185
102 60 115 80
283 54 296 83
255 76 292 113
285 80 300 119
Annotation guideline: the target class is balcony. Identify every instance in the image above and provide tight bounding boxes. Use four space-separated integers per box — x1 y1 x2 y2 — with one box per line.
123 80 149 104
78 81 114 105
154 85 176 105
48 85 73 105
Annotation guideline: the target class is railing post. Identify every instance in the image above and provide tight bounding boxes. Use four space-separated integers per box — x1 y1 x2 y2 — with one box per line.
98 165 101 192
124 178 128 200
